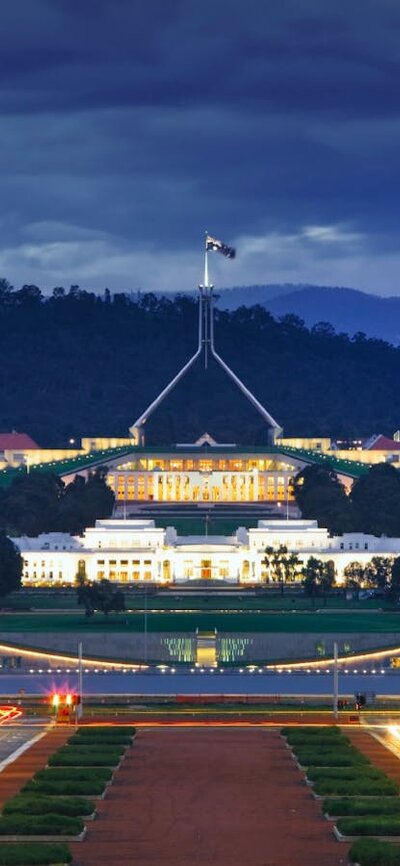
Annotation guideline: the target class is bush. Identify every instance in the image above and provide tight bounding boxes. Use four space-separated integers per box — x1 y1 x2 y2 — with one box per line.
22 779 106 797
0 843 72 865
33 767 112 783
56 743 125 755
325 798 400 817
338 816 400 837
69 735 131 747
314 779 399 797
49 751 120 768
293 747 369 767
3 795 95 818
77 726 136 736
0 814 84 836
307 766 387 782
349 837 400 865
282 726 343 737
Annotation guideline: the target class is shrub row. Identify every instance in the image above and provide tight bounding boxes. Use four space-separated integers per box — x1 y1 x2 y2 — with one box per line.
3 795 95 818
23 779 106 797
325 798 400 818
282 726 343 738
293 748 369 768
339 817 400 837
0 814 84 837
34 766 112 783
76 726 136 737
0 843 72 864
49 750 121 768
349 838 400 865
315 778 399 797
306 766 388 783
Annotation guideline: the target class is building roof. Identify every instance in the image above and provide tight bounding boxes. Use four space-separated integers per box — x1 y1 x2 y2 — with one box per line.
364 434 400 451
0 432 39 451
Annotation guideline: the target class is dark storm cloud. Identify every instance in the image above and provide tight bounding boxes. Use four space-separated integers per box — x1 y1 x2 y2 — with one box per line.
1 0 400 292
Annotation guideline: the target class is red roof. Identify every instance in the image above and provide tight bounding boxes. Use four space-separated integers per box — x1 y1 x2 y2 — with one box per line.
0 433 39 451
366 434 400 451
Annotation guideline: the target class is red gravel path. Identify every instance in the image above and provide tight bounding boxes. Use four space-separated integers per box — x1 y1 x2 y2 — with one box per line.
0 726 71 806
71 728 347 866
346 727 400 782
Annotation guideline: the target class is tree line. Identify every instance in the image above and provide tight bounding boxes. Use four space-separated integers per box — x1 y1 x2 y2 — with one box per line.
292 462 400 537
1 279 400 444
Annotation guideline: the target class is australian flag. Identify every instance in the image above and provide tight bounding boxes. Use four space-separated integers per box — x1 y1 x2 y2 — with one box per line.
206 234 236 259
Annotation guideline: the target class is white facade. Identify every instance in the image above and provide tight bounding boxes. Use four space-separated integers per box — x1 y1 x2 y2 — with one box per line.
13 518 400 586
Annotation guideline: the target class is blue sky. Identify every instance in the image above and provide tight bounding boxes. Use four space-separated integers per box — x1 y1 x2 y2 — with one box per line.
1 0 400 294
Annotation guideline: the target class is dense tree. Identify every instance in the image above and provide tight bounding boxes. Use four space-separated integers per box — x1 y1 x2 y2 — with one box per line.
0 533 22 598
343 561 365 590
350 464 400 536
302 556 335 603
386 557 400 606
76 576 125 617
0 469 114 536
364 556 393 592
292 465 352 534
262 545 302 592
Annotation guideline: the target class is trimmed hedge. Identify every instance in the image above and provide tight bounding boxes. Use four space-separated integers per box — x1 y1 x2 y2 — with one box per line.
34 767 112 783
325 798 400 817
0 814 84 836
69 735 131 747
49 753 120 768
314 779 399 797
293 748 369 767
77 726 136 736
349 838 400 865
3 795 95 818
55 745 124 757
306 766 387 782
64 742 126 751
338 816 400 837
282 726 343 737
0 843 72 865
23 779 106 797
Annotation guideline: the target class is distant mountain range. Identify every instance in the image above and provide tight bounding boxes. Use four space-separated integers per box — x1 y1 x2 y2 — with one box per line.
215 284 400 345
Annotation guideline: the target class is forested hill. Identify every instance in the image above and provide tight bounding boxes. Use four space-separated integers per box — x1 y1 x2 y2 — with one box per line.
1 281 400 445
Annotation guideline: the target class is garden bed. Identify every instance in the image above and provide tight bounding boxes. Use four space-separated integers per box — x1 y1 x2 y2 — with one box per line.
349 837 400 865
0 842 72 865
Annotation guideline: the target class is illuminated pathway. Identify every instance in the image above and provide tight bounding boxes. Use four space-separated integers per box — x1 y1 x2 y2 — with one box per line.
71 728 345 866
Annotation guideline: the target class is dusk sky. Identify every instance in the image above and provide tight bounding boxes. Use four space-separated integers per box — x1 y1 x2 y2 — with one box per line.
1 1 400 295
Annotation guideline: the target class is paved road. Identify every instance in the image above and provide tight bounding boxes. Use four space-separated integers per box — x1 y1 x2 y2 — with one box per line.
0 669 398 696
0 723 49 765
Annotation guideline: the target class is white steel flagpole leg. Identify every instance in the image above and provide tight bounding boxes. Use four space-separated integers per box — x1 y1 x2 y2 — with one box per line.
333 641 339 720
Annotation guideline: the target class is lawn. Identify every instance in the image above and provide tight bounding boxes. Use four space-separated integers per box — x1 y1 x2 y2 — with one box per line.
0 610 399 633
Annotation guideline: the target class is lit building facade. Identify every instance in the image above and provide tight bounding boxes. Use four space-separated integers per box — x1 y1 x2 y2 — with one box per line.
14 518 400 587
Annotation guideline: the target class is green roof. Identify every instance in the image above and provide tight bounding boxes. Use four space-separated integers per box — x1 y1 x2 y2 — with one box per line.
0 441 373 488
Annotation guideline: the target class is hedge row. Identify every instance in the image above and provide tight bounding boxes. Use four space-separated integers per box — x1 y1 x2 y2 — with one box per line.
349 838 400 865
49 751 121 768
324 798 400 818
339 817 400 837
306 766 388 783
23 779 106 797
0 814 84 837
293 749 369 768
34 766 112 783
3 795 95 818
282 726 343 738
315 779 399 797
76 726 136 737
0 843 72 864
